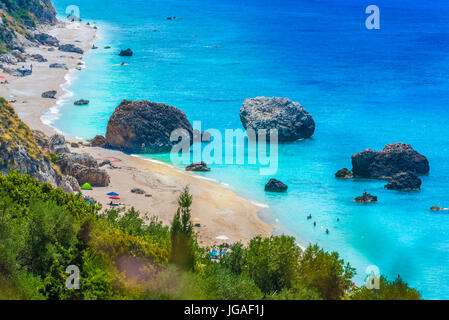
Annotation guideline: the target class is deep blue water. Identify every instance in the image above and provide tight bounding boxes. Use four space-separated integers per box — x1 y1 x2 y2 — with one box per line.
50 0 449 299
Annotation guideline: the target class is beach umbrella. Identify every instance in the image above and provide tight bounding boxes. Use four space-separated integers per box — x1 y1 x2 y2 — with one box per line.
216 235 230 241
109 196 120 199
81 183 93 190
107 192 119 196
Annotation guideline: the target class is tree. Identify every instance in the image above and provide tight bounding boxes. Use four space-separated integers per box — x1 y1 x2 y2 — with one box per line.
239 236 302 295
298 244 355 300
351 275 420 300
169 186 195 270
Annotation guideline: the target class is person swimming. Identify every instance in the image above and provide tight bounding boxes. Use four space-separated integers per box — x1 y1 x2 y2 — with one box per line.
313 221 316 227
326 229 329 234
307 214 312 220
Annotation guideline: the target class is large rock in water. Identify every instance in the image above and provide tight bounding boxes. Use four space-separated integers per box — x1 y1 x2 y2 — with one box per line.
385 172 422 191
351 143 429 178
239 97 315 141
264 179 288 192
105 100 193 153
0 98 73 193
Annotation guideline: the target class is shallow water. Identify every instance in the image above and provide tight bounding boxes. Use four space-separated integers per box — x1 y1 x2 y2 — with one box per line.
51 0 449 298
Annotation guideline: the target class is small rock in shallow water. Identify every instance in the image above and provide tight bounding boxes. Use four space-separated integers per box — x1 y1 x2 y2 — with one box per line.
74 99 89 106
186 162 211 172
335 168 354 179
119 48 133 56
354 191 377 203
264 179 288 192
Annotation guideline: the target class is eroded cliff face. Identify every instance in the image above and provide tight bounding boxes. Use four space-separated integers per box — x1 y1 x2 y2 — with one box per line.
0 0 57 51
0 98 74 192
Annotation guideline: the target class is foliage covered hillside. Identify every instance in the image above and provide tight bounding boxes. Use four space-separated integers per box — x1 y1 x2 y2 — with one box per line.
0 170 421 300
0 0 56 52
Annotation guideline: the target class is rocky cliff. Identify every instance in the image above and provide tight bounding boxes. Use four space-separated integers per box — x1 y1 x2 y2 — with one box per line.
0 0 57 52
0 98 73 192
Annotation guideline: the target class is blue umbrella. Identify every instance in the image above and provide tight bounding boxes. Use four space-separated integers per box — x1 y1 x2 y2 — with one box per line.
107 192 119 196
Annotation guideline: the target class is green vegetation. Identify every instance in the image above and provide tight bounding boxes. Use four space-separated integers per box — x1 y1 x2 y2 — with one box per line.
0 170 420 300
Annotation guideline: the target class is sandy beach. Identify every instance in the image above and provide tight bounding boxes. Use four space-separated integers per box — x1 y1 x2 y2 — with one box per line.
0 19 272 247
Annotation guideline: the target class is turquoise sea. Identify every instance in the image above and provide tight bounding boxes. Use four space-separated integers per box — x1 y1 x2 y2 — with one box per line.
49 0 449 299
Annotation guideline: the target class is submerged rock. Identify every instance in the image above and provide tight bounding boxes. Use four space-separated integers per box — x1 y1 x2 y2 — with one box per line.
74 99 89 105
41 90 57 99
335 168 354 179
385 172 422 191
186 162 211 172
119 48 133 56
239 97 315 141
351 143 429 179
354 191 378 203
264 178 288 192
105 100 193 153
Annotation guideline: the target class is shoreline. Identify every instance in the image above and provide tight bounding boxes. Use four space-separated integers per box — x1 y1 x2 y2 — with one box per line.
0 18 273 247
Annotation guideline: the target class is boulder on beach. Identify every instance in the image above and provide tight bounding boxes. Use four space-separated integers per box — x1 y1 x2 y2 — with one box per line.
239 97 315 141
59 44 84 54
384 172 422 191
74 99 89 105
186 162 211 172
30 54 47 62
119 48 133 56
131 188 146 194
49 63 68 70
105 100 193 153
35 33 60 47
89 135 107 147
56 152 110 187
335 168 354 179
0 53 19 65
351 143 429 178
354 191 378 203
41 90 57 99
264 178 288 192
49 134 70 154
